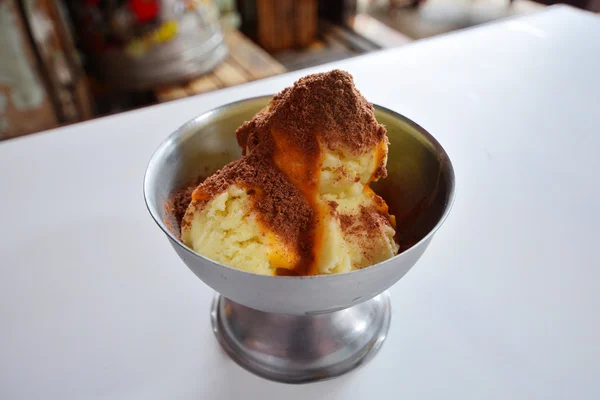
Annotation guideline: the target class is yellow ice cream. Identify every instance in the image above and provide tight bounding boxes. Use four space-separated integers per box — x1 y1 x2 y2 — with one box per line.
182 185 299 276
180 70 399 276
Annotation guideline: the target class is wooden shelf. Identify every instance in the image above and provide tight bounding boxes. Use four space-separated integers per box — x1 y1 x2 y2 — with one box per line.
155 30 287 103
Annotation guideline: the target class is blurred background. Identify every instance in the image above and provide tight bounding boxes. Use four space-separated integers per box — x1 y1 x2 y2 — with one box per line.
1 0 596 141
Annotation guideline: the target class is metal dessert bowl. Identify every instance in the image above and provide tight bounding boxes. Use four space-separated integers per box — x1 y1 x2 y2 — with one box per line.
144 96 455 383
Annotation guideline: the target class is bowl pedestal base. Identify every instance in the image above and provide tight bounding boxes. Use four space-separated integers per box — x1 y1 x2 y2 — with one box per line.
210 291 391 383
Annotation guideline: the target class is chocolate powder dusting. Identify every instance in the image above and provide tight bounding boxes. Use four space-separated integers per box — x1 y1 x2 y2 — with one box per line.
169 185 195 224
183 155 312 249
358 205 389 237
338 214 353 232
164 180 202 238
236 70 387 163
337 205 394 238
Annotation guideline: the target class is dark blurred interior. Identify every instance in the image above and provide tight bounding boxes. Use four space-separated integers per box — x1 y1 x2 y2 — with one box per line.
1 0 597 141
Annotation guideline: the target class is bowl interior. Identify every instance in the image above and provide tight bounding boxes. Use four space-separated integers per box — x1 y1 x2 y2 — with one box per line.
145 96 453 262
371 109 452 251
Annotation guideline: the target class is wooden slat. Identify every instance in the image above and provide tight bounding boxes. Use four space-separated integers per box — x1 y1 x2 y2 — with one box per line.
279 0 294 50
255 0 316 51
185 75 221 96
211 60 249 87
296 0 317 48
256 0 274 52
225 30 287 79
155 87 188 102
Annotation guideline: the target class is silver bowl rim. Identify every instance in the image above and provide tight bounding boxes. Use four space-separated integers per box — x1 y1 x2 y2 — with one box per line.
143 95 456 280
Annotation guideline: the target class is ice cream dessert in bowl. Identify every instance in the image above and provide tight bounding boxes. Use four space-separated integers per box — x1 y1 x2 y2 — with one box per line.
180 70 398 276
144 70 455 383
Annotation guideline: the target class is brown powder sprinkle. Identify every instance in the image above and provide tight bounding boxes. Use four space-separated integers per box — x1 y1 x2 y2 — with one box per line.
358 205 389 237
271 70 386 154
338 214 355 232
337 205 393 238
182 154 312 250
236 70 387 160
164 179 203 237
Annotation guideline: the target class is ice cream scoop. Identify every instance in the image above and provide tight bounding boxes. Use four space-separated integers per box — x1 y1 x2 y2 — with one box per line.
181 70 399 275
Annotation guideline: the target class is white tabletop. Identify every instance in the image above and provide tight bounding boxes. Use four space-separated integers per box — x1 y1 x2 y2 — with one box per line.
1 5 599 399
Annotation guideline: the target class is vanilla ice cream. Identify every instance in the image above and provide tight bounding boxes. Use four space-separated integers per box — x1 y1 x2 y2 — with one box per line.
180 70 399 275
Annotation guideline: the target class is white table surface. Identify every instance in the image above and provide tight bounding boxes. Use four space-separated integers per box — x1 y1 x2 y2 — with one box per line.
1 5 599 399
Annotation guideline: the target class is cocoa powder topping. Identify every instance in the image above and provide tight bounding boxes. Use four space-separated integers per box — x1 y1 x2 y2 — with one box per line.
164 179 202 238
236 70 387 159
182 155 312 249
